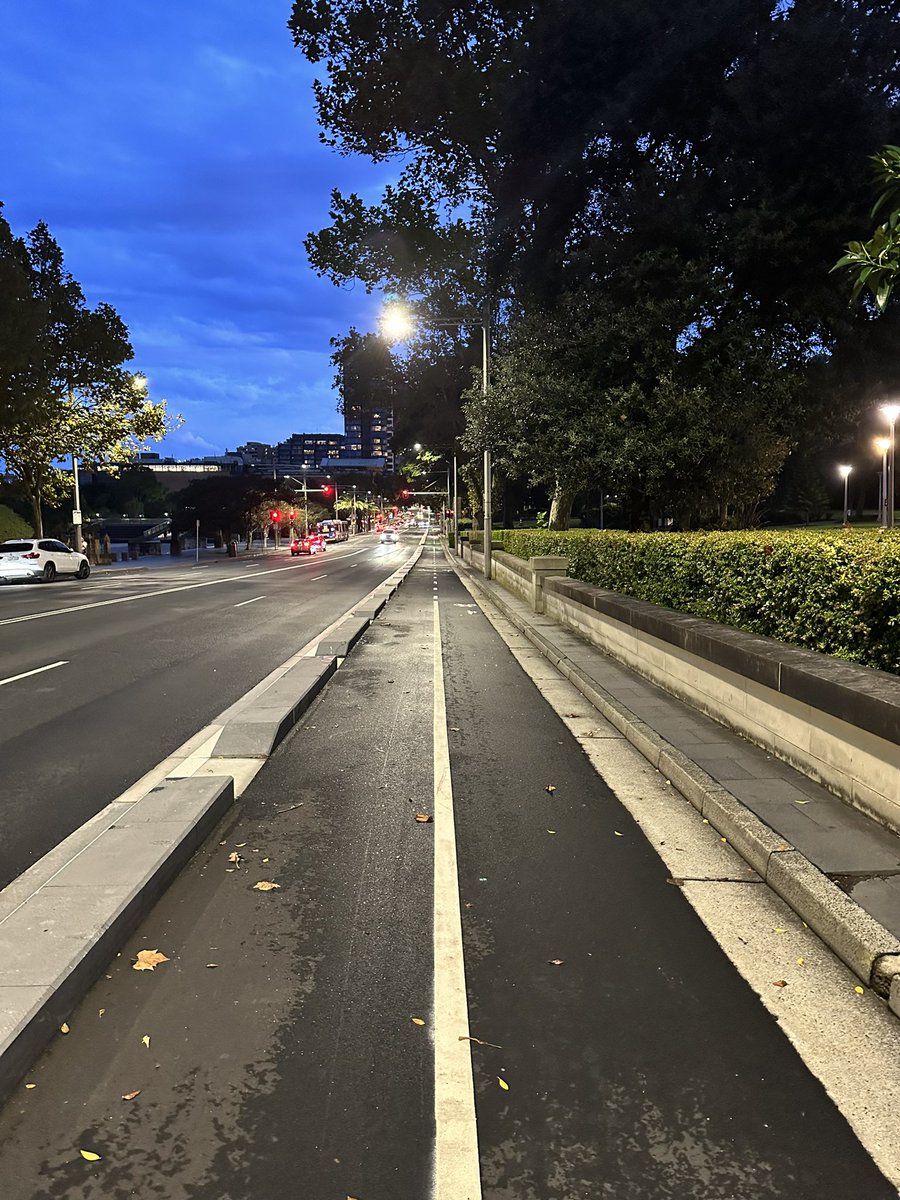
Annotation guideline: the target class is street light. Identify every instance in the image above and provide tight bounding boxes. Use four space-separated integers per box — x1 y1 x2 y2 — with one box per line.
881 403 900 529
838 464 853 526
381 300 492 577
875 437 891 525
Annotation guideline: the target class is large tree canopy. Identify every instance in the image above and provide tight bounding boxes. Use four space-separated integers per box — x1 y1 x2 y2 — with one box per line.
292 0 900 527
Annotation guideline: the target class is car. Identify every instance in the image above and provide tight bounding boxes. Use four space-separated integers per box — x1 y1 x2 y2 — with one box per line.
290 536 322 555
379 529 399 544
0 538 91 583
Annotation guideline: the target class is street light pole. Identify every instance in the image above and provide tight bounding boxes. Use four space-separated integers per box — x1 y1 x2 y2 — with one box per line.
482 300 492 580
875 437 891 526
838 464 852 525
303 467 309 536
883 404 900 529
71 452 83 553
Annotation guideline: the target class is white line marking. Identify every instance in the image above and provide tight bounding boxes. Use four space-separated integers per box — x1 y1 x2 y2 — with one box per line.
432 597 482 1200
0 660 68 688
234 595 265 608
311 574 328 581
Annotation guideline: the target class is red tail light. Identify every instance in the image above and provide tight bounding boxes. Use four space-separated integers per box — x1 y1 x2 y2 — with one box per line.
23 551 40 559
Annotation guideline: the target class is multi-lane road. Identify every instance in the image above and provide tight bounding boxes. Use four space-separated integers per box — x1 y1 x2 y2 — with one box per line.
0 534 416 891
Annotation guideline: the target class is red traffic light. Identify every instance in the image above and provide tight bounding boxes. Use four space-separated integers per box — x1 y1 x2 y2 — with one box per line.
322 485 332 496
271 510 281 522
289 511 296 520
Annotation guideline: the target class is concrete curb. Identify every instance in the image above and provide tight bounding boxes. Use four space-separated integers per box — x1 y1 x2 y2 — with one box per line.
449 548 900 1014
0 544 425 1103
0 776 234 1103
316 614 372 658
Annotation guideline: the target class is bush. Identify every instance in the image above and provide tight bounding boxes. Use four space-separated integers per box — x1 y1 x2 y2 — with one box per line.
0 504 32 541
494 528 900 674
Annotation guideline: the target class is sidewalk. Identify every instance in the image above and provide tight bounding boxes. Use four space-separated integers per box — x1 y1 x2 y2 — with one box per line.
452 549 900 963
0 552 894 1198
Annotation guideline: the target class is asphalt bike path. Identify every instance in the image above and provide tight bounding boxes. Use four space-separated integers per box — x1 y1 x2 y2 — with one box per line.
0 535 410 891
0 551 892 1197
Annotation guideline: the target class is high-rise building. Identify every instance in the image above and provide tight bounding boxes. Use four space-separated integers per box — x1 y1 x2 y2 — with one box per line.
273 433 345 472
344 405 394 470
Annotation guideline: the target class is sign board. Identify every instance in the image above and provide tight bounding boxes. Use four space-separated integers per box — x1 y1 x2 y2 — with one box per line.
72 509 82 524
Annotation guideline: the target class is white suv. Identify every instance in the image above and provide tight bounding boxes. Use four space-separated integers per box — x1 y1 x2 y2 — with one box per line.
0 539 91 583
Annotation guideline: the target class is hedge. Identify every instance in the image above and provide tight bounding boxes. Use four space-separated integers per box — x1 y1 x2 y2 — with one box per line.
492 528 900 674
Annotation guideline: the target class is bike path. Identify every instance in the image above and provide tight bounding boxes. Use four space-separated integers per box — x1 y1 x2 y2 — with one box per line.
0 552 892 1198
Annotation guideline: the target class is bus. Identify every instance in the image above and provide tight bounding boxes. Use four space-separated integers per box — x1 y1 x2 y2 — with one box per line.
316 519 349 543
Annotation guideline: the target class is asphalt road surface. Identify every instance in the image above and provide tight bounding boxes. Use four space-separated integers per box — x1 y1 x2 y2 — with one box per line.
0 545 893 1199
0 534 415 890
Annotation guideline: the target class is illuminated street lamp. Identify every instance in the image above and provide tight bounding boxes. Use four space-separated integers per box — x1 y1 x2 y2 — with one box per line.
838 464 853 526
381 301 492 577
881 403 900 528
875 437 891 526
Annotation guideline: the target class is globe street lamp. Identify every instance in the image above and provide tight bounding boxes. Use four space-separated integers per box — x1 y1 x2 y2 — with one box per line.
838 464 853 526
881 403 900 529
875 437 891 526
381 301 492 578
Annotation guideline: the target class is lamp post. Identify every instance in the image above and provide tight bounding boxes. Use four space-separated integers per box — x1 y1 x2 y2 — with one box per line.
351 485 358 535
381 301 492 578
875 437 891 526
71 453 83 552
838 465 853 526
881 403 900 529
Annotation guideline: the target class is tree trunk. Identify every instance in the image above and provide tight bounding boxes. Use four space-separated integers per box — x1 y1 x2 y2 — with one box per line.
548 479 577 530
29 482 43 537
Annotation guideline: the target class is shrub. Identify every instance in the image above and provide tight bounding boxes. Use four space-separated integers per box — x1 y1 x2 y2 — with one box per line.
494 527 900 674
0 504 32 541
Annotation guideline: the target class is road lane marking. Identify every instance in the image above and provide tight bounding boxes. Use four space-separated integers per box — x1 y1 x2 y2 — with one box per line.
0 544 398 628
233 595 265 608
432 597 482 1200
311 574 328 581
0 660 68 688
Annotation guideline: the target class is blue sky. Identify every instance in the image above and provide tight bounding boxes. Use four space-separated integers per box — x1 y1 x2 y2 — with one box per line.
1 1 393 456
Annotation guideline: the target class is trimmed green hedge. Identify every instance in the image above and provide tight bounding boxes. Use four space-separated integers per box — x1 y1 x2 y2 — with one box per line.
493 528 900 673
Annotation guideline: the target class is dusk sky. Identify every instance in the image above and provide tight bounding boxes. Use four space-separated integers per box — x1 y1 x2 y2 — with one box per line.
2 1 395 457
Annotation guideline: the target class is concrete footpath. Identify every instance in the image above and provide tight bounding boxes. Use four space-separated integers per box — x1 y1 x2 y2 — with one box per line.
0 546 895 1197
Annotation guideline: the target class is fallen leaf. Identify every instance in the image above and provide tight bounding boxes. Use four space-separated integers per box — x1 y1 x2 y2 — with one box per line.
497 1076 509 1090
772 927 787 933
235 843 247 848
98 1009 105 1017
545 785 556 794
854 986 865 995
141 1035 151 1049
546 829 557 834
79 1150 101 1162
414 814 433 823
25 1083 36 1090
450 727 460 731
795 799 810 805
548 959 564 966
122 1090 141 1101
60 1023 70 1035
613 831 623 837
459 1035 503 1049
261 858 270 863
772 980 788 988
132 950 170 972
796 957 805 966
206 963 219 969
227 852 242 865
411 1017 426 1026
253 881 281 891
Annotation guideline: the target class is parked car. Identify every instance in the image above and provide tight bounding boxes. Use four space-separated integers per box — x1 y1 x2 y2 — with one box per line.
0 538 91 583
290 535 326 555
379 529 399 544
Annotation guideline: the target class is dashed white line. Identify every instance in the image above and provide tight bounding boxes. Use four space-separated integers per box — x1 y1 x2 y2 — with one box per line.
0 660 68 688
234 595 265 608
311 574 328 581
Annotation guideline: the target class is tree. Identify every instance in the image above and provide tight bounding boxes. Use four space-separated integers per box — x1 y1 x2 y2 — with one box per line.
0 218 176 535
833 145 900 312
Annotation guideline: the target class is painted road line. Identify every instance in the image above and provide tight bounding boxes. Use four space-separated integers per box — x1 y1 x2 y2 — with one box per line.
234 595 265 608
432 595 482 1200
0 544 399 628
0 660 68 688
311 574 328 581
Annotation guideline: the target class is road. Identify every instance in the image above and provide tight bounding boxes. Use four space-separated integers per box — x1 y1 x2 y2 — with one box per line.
0 534 415 891
0 542 895 1198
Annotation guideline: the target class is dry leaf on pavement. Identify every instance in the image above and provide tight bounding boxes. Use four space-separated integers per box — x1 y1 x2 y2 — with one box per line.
141 1035 151 1049
613 831 623 837
60 1023 70 1035
548 959 564 966
25 1083 36 1090
545 785 556 794
497 1077 509 1090
411 1017 426 1026
79 1150 102 1162
854 986 865 995
132 950 170 972
122 1090 141 1101
772 980 788 988
227 852 242 866
414 814 433 823
253 881 281 891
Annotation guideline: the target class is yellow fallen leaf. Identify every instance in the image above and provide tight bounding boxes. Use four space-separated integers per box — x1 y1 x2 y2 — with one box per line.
795 799 810 805
132 949 170 972
772 927 787 933
60 1023 70 1035
206 963 219 969
411 1017 426 1026
545 784 556 794
122 1090 141 1101
261 857 270 863
414 813 433 823
227 852 241 864
796 957 805 966
98 1009 105 1017
79 1150 101 1162
141 1035 151 1049
546 829 556 834
25 1083 36 1089
235 843 247 848
548 959 564 966
253 881 281 891
497 1076 509 1090
854 986 865 995
613 831 623 837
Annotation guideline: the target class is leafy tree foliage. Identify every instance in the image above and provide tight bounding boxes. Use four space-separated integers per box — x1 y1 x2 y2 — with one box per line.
834 145 900 311
0 216 175 535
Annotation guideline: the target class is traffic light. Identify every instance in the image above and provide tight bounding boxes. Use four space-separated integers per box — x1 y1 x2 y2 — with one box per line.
270 510 280 523
401 489 410 498
289 511 296 521
322 485 332 497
